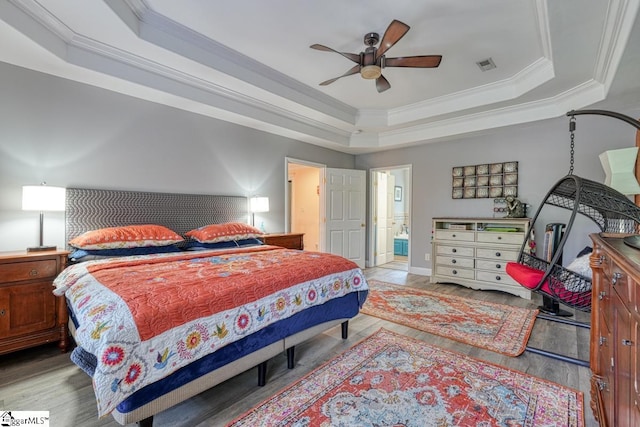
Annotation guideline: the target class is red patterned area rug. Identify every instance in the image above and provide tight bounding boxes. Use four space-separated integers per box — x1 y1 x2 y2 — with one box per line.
227 329 584 426
360 280 538 356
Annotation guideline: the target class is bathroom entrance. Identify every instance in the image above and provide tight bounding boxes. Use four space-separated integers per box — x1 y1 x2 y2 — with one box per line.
369 165 411 271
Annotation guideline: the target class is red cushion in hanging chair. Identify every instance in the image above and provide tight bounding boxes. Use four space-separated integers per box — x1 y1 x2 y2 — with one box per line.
506 262 552 293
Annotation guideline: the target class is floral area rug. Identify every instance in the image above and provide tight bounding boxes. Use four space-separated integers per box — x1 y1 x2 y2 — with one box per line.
360 280 538 356
227 328 584 426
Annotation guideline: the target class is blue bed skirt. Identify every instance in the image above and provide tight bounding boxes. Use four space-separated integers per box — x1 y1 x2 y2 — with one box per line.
70 290 366 414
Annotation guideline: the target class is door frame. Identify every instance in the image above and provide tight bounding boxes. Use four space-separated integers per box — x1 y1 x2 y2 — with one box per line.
368 164 412 268
285 157 325 246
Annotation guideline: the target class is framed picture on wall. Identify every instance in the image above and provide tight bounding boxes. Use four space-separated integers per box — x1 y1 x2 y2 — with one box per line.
394 186 402 201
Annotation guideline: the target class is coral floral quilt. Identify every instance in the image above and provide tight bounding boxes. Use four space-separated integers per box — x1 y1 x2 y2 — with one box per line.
53 245 368 417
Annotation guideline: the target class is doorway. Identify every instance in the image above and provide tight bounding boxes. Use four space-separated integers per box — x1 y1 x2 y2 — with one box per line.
286 158 367 268
369 165 412 271
286 159 323 252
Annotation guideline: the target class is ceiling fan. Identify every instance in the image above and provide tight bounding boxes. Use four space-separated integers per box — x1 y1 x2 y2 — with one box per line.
310 19 442 93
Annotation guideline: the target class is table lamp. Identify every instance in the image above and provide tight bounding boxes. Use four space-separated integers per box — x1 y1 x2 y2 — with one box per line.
22 183 65 252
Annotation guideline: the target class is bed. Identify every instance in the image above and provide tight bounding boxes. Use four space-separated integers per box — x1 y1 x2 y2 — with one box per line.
55 188 369 426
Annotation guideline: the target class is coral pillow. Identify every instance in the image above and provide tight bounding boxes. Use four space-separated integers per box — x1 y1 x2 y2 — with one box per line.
69 225 183 250
506 262 551 293
186 222 263 243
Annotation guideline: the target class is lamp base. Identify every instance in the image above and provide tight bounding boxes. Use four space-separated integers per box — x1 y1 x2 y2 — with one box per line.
27 245 57 252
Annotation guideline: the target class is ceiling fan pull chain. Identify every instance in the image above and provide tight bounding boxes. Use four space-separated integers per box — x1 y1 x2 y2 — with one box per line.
568 116 576 175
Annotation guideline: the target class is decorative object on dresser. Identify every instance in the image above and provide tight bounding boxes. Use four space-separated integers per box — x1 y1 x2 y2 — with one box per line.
431 217 531 299
21 183 65 252
259 232 304 250
590 233 640 427
0 250 69 355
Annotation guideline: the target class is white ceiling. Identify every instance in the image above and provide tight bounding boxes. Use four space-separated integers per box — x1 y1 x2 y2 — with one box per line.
1 0 639 153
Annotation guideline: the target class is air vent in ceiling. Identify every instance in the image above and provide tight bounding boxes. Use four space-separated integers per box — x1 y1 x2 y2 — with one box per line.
476 58 496 72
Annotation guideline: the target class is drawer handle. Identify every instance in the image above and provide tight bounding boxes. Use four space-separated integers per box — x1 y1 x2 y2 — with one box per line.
612 272 622 286
495 252 501 257
29 269 39 277
495 275 501 281
0 309 5 316
452 234 456 238
597 380 607 391
496 263 501 269
497 236 502 240
452 269 458 275
599 336 606 346
622 339 633 346
598 291 606 300
451 248 457 253
451 259 457 264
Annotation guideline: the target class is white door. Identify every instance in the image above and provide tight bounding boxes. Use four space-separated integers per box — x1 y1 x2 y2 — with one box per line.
375 171 388 265
324 168 366 268
374 172 395 265
385 174 396 262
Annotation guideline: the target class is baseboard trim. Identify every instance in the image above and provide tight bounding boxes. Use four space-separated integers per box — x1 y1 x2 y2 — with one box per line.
408 266 431 276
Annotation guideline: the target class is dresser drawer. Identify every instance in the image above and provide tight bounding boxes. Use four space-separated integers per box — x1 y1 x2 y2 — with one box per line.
435 245 474 257
435 265 475 280
475 247 519 261
609 263 632 307
435 230 475 242
475 259 508 272
476 231 524 245
0 260 58 284
476 270 519 286
437 256 474 269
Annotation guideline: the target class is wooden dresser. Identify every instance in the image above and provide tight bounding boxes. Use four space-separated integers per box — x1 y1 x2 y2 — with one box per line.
431 217 531 299
590 233 640 427
259 233 304 250
0 250 69 355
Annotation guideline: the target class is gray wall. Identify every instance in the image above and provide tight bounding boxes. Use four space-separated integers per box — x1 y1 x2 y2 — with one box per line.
356 106 640 270
2 60 639 266
0 62 355 251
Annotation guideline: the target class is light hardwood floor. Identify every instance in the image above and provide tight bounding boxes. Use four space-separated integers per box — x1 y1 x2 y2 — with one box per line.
0 268 597 426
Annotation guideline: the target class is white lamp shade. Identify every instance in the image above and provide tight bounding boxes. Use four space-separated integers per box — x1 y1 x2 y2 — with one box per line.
599 147 640 195
250 196 269 213
22 185 66 211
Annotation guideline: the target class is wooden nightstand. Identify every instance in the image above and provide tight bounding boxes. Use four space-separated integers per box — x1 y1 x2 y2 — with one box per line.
259 233 304 250
0 249 70 355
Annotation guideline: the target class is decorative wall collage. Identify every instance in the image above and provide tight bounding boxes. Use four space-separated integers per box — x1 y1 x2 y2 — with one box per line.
452 161 518 199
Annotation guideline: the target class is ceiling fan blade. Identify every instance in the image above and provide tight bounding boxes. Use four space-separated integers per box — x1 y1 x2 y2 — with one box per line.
376 75 391 93
319 65 361 86
310 44 360 63
375 20 410 60
384 55 442 68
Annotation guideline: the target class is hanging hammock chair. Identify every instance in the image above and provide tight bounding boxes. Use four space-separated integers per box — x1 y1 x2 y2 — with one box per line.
506 174 640 310
505 109 640 366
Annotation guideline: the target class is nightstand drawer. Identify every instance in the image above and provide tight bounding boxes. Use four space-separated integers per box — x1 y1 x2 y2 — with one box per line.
0 260 58 284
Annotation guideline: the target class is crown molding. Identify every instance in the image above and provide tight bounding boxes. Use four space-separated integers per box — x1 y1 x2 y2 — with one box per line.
112 0 358 124
594 0 640 92
1 0 637 154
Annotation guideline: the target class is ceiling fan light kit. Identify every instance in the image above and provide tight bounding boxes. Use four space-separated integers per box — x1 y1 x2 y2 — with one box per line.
360 65 382 79
310 19 442 93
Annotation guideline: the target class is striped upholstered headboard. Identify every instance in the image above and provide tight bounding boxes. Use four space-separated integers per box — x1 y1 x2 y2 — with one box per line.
65 188 248 246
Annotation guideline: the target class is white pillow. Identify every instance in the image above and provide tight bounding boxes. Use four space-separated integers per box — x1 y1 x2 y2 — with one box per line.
565 254 592 292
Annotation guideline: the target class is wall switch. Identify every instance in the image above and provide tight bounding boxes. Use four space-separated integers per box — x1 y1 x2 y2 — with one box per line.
424 253 430 261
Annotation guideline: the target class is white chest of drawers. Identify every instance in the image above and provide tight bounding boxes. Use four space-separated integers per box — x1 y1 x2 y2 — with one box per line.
431 217 531 299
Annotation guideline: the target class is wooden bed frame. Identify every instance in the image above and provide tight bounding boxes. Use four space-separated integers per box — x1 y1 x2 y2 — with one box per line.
64 188 353 426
